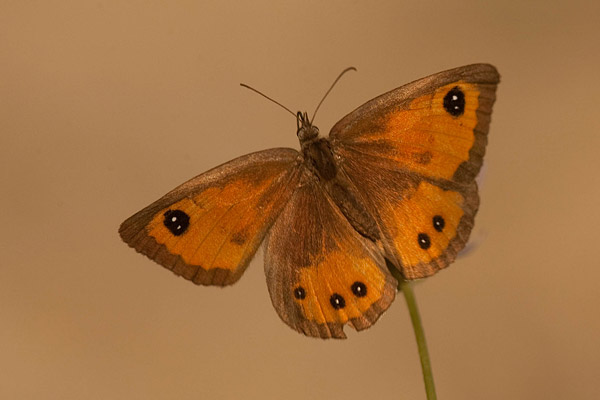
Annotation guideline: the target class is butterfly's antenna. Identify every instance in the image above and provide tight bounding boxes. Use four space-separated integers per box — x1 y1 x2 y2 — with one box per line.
310 66 357 124
240 83 296 118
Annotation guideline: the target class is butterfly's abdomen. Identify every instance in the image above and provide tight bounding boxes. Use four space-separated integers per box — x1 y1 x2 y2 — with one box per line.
328 181 381 242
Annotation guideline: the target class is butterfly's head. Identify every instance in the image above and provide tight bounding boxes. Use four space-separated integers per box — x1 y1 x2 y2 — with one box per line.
296 111 320 145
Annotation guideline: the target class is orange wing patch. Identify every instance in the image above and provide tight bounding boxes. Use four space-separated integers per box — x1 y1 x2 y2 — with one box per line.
295 250 388 326
382 181 465 269
119 148 301 286
350 82 481 181
146 173 285 271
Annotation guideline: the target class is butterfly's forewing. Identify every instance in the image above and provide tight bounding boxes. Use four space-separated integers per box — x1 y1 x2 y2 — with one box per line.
119 148 302 286
264 173 397 338
330 64 499 279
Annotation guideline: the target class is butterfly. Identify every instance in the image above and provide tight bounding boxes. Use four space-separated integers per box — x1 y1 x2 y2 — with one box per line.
119 64 499 339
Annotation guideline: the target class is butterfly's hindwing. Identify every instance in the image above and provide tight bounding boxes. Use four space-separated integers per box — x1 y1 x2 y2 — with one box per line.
264 174 397 338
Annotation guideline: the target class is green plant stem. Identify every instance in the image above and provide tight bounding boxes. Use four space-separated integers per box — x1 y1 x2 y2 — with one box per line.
387 262 437 399
399 278 437 399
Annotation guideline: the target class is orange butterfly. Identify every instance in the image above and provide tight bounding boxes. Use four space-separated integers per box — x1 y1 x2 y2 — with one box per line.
119 64 499 338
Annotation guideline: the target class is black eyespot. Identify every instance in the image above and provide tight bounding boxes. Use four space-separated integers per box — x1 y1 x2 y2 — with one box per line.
330 293 346 309
443 86 465 117
433 215 445 232
294 286 306 300
163 209 190 236
351 281 367 297
418 233 431 250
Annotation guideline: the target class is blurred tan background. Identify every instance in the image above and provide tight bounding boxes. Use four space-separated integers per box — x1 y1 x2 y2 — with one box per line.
2 1 599 399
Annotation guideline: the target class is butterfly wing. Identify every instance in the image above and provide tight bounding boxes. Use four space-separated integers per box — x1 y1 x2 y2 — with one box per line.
329 64 499 279
264 174 397 339
119 148 302 286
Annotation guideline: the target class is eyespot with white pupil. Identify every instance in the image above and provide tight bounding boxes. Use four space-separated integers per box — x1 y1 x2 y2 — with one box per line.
330 293 346 309
418 233 431 250
294 286 306 300
163 209 190 236
443 86 465 117
351 281 367 297
433 215 445 232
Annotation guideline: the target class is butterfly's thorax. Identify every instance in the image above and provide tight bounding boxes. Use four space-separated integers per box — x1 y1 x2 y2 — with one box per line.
301 137 337 181
301 135 381 243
